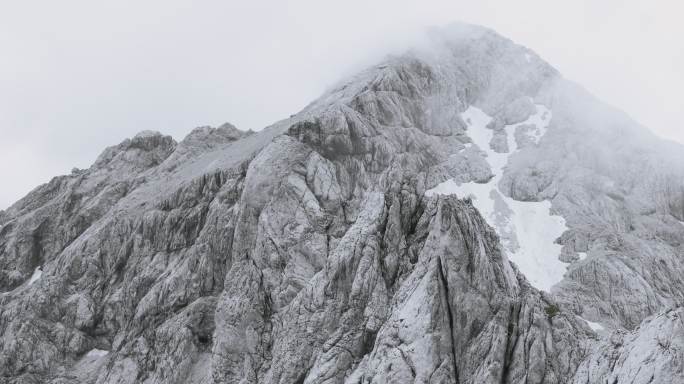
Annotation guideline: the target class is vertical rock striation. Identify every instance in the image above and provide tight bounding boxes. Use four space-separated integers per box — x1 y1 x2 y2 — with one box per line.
1 23 683 384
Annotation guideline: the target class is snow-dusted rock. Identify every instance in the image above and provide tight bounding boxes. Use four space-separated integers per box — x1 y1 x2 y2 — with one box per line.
1 22 683 384
573 308 684 384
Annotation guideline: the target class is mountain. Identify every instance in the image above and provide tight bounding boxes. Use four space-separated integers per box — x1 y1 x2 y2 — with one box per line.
1 23 683 384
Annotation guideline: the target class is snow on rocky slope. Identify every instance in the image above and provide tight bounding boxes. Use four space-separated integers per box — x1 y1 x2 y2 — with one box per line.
427 104 568 292
1 23 683 384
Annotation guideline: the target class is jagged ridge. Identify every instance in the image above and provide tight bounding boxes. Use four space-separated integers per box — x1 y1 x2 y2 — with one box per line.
1 23 683 384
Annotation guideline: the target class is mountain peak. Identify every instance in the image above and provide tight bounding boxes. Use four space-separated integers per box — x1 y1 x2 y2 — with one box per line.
1 23 683 384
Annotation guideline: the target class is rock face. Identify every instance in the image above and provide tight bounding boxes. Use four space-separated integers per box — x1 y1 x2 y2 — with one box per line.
1 23 683 384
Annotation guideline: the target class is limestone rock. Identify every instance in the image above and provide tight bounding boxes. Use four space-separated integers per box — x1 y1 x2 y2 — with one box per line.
1 22 683 384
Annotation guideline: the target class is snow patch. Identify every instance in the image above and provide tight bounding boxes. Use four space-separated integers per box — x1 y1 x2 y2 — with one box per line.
524 53 532 63
587 321 604 331
28 267 42 285
427 103 568 292
85 349 109 358
584 319 605 332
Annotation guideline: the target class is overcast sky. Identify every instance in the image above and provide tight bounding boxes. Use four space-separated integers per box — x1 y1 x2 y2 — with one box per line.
1 0 682 209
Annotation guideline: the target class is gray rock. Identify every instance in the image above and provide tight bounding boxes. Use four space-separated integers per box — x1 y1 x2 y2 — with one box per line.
1 22 683 384
573 308 684 384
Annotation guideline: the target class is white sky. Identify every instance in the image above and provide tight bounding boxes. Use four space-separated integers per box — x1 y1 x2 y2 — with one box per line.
1 0 682 209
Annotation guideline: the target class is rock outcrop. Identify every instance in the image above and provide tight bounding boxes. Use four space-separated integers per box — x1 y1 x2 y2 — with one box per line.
1 23 683 384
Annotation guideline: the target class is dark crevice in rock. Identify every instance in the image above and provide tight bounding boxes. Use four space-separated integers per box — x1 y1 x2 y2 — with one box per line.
502 303 522 384
437 255 460 384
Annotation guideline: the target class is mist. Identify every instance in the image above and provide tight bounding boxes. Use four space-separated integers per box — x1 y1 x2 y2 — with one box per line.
1 0 682 209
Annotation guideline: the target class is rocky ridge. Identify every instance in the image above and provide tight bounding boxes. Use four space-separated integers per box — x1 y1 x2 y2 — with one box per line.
1 23 683 383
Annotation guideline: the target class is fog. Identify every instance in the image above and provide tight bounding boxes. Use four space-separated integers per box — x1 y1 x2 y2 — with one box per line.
1 0 682 209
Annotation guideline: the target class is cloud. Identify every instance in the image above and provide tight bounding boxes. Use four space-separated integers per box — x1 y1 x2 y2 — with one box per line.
1 0 682 208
